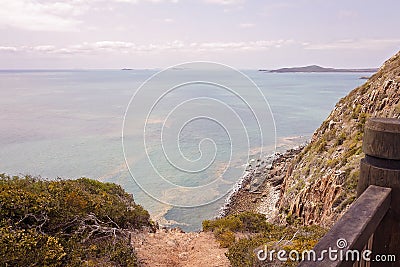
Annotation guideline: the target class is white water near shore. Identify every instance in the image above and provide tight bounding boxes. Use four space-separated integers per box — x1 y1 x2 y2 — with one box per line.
217 136 308 218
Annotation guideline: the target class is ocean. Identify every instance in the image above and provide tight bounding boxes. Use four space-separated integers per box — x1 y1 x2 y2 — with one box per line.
0 67 369 231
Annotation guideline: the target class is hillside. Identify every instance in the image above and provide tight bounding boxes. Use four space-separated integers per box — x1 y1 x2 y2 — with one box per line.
277 50 400 226
268 65 378 73
207 50 400 266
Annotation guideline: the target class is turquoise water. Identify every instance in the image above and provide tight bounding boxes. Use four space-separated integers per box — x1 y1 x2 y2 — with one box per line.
0 69 368 231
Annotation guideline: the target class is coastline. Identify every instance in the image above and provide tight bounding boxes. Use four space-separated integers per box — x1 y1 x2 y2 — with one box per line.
218 144 305 221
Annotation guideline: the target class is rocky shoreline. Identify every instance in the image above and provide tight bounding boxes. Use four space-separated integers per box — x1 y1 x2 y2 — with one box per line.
218 145 305 222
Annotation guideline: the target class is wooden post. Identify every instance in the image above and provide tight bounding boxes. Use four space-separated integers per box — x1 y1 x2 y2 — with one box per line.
357 118 400 266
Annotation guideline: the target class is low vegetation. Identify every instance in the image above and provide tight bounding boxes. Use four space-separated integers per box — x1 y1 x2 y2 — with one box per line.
0 174 154 266
203 212 326 266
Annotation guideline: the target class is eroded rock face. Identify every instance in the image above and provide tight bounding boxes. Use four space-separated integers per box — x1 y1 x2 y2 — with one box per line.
278 51 400 227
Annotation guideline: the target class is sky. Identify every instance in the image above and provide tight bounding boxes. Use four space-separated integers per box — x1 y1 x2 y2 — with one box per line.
0 0 399 69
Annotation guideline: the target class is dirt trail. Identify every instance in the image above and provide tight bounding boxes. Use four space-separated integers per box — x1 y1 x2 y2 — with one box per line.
132 228 231 267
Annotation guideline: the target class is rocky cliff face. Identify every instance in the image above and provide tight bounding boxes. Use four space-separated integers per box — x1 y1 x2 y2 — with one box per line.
278 51 400 227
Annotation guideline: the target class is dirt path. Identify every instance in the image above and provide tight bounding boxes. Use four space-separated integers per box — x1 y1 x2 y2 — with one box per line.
131 228 231 267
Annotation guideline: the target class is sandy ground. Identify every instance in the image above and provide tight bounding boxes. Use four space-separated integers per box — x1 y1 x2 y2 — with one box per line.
131 228 231 267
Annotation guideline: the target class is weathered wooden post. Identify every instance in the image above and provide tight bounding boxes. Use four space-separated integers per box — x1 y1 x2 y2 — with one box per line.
357 118 400 266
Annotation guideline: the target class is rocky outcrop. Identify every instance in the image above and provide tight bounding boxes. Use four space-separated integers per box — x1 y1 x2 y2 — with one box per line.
223 147 302 221
277 51 400 227
269 65 378 73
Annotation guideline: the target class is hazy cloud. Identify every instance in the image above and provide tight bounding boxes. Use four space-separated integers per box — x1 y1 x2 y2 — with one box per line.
0 1 84 31
0 39 295 55
0 0 180 31
239 23 255 28
304 39 400 50
0 46 18 52
204 0 244 5
338 10 359 19
3 39 393 55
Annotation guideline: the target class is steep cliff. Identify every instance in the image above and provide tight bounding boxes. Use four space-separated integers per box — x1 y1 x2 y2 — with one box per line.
278 50 400 227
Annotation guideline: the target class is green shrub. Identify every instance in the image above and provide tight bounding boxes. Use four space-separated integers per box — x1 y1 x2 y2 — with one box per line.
352 104 362 119
314 139 327 153
345 170 360 192
203 212 269 234
204 212 326 266
223 222 326 267
226 237 262 267
0 226 65 266
0 174 153 266
327 158 339 168
236 212 270 232
215 228 236 248
357 113 369 131
203 216 243 232
335 132 346 146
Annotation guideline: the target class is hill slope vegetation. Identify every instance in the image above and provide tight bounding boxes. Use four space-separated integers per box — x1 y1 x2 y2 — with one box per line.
0 175 154 266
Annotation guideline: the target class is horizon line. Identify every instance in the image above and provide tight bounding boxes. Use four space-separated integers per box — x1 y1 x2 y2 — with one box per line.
0 65 379 72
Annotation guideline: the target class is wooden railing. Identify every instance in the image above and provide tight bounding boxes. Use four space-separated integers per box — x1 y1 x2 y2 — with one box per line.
298 118 400 267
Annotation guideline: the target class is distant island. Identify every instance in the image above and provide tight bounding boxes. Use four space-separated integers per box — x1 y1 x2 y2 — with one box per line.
264 65 378 73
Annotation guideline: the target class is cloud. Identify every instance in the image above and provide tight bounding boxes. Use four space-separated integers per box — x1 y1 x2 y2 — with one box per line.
4 39 395 56
259 2 296 16
113 0 179 3
94 41 135 49
304 39 400 50
338 10 359 19
204 0 244 5
34 45 57 52
0 0 180 32
0 39 295 55
0 1 83 31
239 23 255 28
0 46 18 52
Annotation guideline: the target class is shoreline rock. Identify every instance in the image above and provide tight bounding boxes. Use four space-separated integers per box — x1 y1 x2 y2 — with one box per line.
218 145 305 221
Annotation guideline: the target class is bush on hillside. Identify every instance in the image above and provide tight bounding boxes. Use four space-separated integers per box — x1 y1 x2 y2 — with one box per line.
0 174 154 267
203 212 326 267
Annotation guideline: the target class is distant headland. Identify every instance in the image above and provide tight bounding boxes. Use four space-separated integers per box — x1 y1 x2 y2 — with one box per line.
263 65 378 73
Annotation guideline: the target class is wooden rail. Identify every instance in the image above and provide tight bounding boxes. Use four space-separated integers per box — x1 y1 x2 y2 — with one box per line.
298 185 391 267
298 118 400 267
